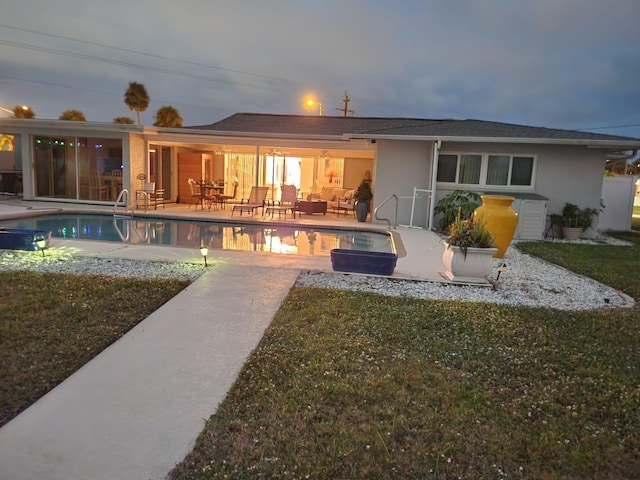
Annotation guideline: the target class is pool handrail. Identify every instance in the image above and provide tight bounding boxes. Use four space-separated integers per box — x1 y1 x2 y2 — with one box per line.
374 194 398 229
113 189 133 218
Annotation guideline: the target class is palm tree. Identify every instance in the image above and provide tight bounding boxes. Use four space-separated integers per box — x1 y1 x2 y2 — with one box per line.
124 82 149 125
13 106 35 118
59 109 87 121
113 116 135 124
153 105 183 127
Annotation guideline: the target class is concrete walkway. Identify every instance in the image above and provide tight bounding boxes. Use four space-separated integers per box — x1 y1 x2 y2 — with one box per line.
0 198 444 479
0 264 300 480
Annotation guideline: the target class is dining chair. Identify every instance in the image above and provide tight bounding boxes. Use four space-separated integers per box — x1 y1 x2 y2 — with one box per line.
89 169 109 200
187 179 202 209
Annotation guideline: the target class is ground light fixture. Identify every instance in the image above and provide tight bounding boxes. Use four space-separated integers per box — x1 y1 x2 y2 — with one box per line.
199 245 209 267
36 237 46 257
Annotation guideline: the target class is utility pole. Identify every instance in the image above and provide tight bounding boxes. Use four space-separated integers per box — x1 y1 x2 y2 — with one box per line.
335 90 355 117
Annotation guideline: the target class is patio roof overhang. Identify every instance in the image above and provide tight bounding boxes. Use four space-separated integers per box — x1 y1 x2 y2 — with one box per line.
144 126 375 158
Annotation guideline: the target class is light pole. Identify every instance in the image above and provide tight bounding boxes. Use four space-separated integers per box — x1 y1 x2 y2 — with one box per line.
305 98 324 116
0 105 31 117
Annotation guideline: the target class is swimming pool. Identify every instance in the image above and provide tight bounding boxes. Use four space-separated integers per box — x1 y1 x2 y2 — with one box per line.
0 214 394 257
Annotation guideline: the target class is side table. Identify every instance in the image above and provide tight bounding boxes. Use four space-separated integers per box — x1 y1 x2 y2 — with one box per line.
296 200 327 215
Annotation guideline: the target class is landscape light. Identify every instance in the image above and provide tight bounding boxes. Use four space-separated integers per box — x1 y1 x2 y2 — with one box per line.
36 238 46 257
199 245 209 267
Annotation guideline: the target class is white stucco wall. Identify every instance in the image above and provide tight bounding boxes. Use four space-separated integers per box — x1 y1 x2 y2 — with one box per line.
433 142 607 234
375 139 434 227
127 133 146 195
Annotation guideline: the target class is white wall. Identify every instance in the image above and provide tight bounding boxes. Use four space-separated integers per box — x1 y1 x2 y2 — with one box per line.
375 139 433 227
433 142 607 235
600 175 637 231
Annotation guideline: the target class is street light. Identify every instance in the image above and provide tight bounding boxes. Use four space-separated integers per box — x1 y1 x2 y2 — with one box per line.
0 105 32 117
305 98 324 116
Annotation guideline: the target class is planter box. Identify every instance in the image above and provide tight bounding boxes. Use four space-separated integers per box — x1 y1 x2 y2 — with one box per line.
442 243 498 284
562 227 583 240
331 249 398 276
0 228 51 251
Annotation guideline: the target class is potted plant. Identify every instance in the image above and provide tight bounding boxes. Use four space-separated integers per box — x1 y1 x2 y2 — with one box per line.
442 211 497 284
434 190 482 232
353 179 373 222
550 202 601 240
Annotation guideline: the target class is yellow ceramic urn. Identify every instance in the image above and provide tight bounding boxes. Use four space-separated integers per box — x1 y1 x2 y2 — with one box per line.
473 195 518 258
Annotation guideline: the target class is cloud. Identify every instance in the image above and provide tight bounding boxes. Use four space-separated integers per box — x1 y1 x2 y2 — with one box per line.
0 0 638 137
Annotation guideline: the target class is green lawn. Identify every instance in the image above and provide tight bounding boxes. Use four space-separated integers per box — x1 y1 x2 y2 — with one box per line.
170 231 640 479
2 232 639 479
0 271 189 428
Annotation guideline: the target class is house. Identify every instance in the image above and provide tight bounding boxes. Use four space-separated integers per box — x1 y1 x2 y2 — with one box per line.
1 114 639 239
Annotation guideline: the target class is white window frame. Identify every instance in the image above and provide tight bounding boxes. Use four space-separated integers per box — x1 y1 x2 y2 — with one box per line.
437 152 537 190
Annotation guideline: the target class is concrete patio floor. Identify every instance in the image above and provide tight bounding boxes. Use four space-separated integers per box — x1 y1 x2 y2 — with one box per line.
0 197 446 480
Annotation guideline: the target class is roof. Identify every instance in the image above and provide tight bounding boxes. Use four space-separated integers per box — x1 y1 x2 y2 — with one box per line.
189 113 640 145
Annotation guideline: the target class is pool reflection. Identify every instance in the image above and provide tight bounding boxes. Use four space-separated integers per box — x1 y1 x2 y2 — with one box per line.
0 214 393 257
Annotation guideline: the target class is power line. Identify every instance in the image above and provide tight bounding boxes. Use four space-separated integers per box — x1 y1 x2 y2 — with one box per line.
0 23 293 85
0 74 225 113
0 39 285 91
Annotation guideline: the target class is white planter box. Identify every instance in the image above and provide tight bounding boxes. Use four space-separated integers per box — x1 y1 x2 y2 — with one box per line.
442 243 498 285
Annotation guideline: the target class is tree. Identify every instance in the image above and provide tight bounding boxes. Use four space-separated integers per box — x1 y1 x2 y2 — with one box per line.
113 116 135 124
0 135 14 151
124 81 149 125
59 109 86 121
13 106 35 118
153 105 183 127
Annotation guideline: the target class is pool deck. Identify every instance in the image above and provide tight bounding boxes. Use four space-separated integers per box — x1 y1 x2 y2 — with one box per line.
0 197 445 480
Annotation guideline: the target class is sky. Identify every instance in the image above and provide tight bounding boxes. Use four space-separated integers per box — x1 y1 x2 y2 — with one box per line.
1 0 639 141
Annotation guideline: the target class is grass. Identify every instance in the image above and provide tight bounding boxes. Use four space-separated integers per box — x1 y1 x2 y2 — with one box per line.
0 271 189 428
170 232 640 479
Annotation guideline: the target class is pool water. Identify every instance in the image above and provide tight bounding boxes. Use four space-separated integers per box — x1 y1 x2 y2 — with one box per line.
0 214 394 257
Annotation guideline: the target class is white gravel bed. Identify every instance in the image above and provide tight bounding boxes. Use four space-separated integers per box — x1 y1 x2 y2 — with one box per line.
0 235 634 311
0 250 204 282
295 239 636 311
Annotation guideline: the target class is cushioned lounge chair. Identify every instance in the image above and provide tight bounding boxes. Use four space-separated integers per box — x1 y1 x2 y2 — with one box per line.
231 186 269 216
264 184 299 220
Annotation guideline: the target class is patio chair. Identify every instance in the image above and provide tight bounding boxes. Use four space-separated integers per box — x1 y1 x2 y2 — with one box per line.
264 184 299 220
216 182 238 209
231 186 268 216
89 169 109 200
187 179 203 209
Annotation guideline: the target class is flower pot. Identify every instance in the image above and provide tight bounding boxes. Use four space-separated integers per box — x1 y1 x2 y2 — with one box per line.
331 249 397 275
562 226 583 240
442 243 498 284
143 182 155 193
355 201 369 222
474 195 518 258
0 228 51 251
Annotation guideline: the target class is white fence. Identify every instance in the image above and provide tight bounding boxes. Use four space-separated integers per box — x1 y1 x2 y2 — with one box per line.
599 176 638 231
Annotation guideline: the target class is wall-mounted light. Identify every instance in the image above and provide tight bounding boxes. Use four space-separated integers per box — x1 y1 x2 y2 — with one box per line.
199 245 209 267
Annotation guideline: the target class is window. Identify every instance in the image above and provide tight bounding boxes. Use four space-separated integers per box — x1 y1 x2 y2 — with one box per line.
32 136 123 200
436 154 481 184
437 152 534 188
